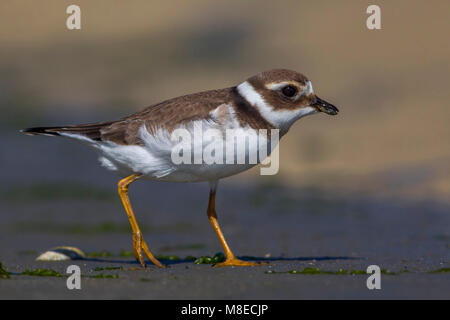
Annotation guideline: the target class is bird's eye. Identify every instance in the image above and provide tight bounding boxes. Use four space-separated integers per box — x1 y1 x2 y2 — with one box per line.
281 85 297 97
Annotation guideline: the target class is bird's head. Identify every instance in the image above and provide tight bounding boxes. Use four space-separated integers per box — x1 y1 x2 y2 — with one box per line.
237 69 339 133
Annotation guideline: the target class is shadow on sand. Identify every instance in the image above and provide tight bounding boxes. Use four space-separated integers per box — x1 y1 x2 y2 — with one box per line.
82 255 361 266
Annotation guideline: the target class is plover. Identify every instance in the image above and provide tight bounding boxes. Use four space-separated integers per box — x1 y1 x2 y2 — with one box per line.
22 69 339 268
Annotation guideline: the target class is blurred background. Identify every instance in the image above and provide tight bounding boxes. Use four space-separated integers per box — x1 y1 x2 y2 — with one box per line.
1 0 449 200
0 0 450 298
0 1 449 297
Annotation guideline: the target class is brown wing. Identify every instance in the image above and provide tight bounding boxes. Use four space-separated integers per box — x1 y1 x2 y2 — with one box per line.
23 88 234 145
100 88 234 145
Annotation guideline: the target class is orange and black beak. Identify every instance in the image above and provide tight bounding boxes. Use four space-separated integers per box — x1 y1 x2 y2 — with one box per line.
312 96 339 115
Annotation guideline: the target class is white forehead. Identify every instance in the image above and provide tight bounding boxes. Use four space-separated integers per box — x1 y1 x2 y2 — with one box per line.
265 80 314 96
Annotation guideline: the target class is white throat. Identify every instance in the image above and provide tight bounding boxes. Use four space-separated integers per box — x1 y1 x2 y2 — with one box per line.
236 81 316 132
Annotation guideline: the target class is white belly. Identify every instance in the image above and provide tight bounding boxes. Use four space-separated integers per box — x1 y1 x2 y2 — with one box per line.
95 124 274 182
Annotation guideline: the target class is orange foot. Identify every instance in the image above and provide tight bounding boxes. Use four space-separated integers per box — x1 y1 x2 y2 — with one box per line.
133 232 166 268
213 258 267 267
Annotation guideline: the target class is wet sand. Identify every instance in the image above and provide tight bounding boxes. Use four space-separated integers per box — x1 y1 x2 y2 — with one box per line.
0 134 449 299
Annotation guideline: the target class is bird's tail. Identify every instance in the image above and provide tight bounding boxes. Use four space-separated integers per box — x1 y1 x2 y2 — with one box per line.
21 122 114 141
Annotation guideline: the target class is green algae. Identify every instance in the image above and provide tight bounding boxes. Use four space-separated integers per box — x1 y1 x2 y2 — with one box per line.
428 267 450 273
194 252 225 264
119 250 134 257
93 266 122 271
185 255 197 261
21 268 62 277
1 264 63 278
0 263 11 279
90 250 207 260
2 263 121 280
155 254 180 261
380 269 399 275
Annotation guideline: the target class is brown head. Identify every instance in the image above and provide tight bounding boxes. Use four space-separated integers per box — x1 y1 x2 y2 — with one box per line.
236 69 338 133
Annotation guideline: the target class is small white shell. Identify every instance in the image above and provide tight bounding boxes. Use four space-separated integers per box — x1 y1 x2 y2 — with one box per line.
36 251 71 261
36 246 86 261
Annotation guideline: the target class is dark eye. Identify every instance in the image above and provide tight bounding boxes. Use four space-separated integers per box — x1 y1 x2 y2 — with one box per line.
282 85 297 97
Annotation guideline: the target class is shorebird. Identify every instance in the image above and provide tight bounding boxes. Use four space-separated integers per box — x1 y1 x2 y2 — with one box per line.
22 69 339 268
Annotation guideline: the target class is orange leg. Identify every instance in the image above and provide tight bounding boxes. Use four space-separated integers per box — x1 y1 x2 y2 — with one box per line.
207 184 264 267
118 174 165 268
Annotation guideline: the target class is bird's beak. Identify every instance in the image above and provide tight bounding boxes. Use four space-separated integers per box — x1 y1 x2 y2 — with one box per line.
311 96 339 115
